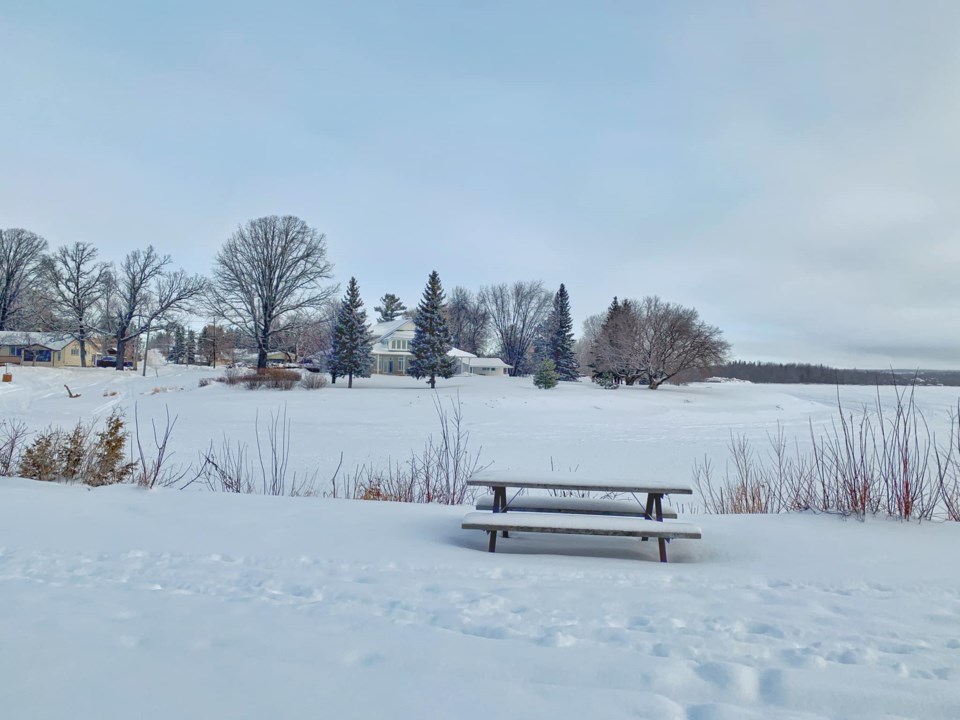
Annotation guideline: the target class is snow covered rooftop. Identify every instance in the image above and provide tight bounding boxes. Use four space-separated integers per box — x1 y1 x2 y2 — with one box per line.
0 331 75 351
369 318 412 339
464 357 511 368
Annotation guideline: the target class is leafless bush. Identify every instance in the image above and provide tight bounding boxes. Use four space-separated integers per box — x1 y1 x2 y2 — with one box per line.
194 405 319 495
0 419 28 475
934 402 960 521
300 372 327 390
223 367 250 386
694 382 953 521
198 377 222 388
133 404 192 489
196 437 255 493
243 368 299 390
328 393 487 504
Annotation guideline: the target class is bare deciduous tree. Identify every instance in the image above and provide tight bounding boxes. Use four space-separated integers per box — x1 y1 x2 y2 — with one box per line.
445 286 489 356
590 295 730 388
272 306 336 362
39 242 110 367
479 281 552 376
574 312 604 378
104 246 206 370
0 228 48 330
211 215 336 369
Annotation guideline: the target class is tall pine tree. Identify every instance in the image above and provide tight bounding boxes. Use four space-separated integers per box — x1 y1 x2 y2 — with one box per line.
186 329 197 365
329 277 374 388
548 283 579 381
407 271 454 389
170 325 185 364
374 293 407 323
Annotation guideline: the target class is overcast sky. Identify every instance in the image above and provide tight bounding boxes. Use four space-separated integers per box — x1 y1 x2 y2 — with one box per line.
2 1 958 368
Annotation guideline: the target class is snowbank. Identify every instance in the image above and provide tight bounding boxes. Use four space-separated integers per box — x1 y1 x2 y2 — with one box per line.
1 478 959 719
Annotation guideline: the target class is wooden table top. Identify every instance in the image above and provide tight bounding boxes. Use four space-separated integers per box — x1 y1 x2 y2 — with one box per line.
466 470 692 495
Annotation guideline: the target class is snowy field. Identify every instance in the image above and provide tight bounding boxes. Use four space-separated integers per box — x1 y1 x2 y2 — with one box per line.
2 366 960 719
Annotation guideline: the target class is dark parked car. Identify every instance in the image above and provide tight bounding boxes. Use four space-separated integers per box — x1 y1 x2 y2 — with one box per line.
97 356 133 368
301 357 323 373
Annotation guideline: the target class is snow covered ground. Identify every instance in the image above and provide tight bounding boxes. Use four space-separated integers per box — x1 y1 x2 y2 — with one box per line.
1 366 959 718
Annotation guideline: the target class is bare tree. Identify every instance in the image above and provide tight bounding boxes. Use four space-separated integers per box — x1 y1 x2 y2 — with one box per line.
637 296 730 388
445 286 489 355
479 281 552 376
0 228 48 330
104 246 206 370
211 215 336 369
272 306 336 361
39 242 110 367
590 295 730 388
574 312 604 378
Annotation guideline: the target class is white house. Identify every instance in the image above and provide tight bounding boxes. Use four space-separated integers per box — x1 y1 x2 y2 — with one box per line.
369 319 512 376
370 318 415 375
461 357 512 376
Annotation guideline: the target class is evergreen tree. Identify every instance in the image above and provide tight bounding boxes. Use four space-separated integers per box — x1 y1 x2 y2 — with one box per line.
407 271 454 389
329 277 374 388
170 325 185 364
198 326 210 365
533 358 559 389
374 293 407 323
548 283 579 381
186 329 197 365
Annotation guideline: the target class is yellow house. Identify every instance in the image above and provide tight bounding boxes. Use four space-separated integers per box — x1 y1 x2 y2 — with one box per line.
0 332 104 368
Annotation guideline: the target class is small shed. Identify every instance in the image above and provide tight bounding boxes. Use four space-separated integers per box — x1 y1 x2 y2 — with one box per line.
464 357 512 376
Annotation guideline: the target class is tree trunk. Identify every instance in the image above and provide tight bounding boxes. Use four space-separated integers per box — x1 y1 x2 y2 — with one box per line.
114 336 126 370
257 347 268 370
429 375 436 389
348 372 353 388
79 338 87 368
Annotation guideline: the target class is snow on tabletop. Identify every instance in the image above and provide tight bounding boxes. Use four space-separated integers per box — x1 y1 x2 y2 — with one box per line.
468 469 693 494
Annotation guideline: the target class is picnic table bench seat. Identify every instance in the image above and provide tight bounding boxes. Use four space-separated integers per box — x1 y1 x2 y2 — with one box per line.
462 512 702 560
475 493 678 519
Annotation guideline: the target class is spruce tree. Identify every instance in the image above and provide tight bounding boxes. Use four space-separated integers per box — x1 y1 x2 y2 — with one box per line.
374 293 407 323
533 358 559 389
329 277 374 388
186 329 197 365
171 325 185 364
407 271 454 389
548 283 579 381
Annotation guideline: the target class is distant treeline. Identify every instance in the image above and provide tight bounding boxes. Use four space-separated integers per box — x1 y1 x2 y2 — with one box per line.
710 361 960 387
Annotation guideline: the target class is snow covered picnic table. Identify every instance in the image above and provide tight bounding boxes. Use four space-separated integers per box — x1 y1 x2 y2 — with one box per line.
463 470 700 562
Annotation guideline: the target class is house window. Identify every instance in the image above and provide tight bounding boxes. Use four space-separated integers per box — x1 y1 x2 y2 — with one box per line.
22 348 52 363
71 347 79 355
389 339 409 351
57 352 62 362
398 357 405 372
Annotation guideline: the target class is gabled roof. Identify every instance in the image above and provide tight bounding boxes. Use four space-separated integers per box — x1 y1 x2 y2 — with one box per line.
0 331 76 352
370 318 415 341
465 357 512 369
447 348 477 358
